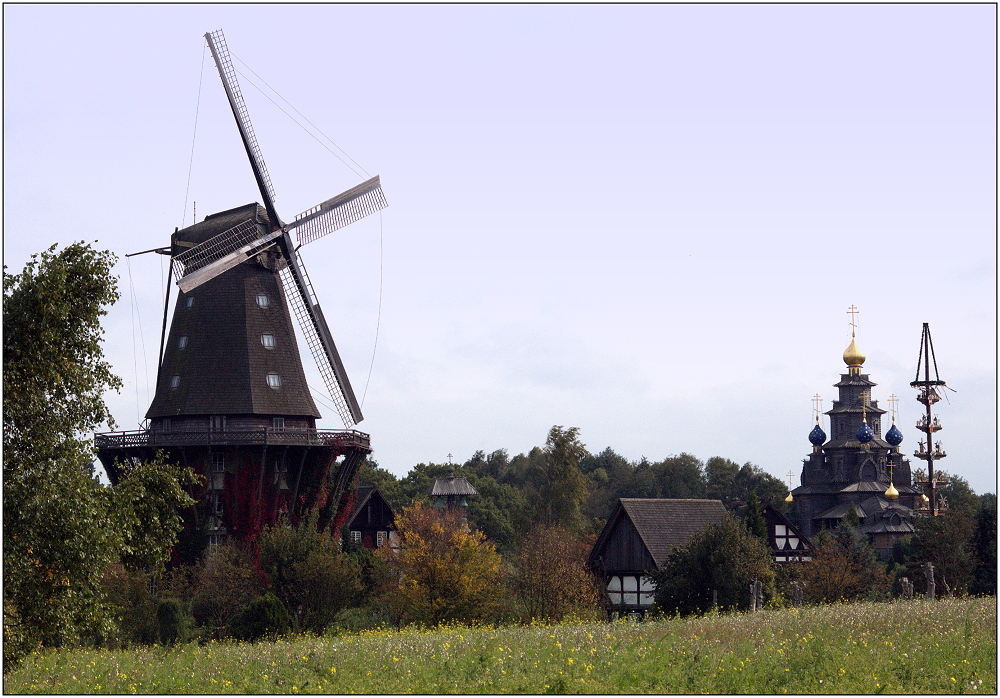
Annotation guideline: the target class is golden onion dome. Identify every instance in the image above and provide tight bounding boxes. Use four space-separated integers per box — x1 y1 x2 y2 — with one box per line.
843 336 866 368
885 482 899 501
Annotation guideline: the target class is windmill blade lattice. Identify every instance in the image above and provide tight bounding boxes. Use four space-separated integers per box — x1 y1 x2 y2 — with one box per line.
288 175 387 246
278 254 360 427
205 29 278 216
173 218 282 292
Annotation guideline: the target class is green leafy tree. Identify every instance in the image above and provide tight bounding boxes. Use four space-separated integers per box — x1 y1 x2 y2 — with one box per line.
259 511 361 633
651 453 707 499
531 426 590 531
704 457 741 502
969 494 997 596
651 513 775 616
744 492 768 540
3 243 193 668
905 509 976 594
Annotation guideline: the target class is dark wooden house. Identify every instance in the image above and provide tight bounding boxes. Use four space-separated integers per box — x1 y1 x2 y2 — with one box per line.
588 498 727 616
344 486 396 550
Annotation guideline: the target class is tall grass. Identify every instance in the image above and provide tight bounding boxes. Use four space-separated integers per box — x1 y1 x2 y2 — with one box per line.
6 597 994 694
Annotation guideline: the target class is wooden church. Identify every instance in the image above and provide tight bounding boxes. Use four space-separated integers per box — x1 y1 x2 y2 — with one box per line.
789 314 922 559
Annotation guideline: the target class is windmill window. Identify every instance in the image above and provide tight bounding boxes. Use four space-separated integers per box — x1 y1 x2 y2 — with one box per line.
256 293 270 308
186 296 195 309
209 415 226 432
178 335 188 350
170 375 180 390
273 417 285 431
266 372 282 389
261 333 276 349
212 453 226 472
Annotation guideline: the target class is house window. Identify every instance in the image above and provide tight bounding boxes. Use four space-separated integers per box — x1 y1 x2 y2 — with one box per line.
161 418 172 432
266 372 281 389
209 415 226 432
351 530 361 544
170 375 180 390
186 296 195 308
178 335 188 350
273 417 285 431
607 576 622 605
256 293 270 308
261 333 276 349
376 531 387 547
212 493 224 515
212 453 225 473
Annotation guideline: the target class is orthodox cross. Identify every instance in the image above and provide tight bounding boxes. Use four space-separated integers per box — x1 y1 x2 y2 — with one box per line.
786 470 795 490
847 304 860 334
888 393 899 423
812 394 823 423
447 453 454 465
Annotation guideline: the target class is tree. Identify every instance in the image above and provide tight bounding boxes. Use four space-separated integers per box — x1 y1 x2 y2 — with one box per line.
704 457 740 502
191 543 262 638
650 513 775 616
379 502 502 626
259 511 361 633
531 426 590 531
744 492 768 540
968 494 997 596
3 243 193 668
511 524 601 621
798 513 890 603
651 453 707 499
904 510 976 594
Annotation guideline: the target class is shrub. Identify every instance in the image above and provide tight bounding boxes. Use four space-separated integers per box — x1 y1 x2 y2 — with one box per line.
229 593 291 642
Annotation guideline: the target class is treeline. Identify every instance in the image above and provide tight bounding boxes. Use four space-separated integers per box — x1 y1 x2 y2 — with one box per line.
361 425 791 552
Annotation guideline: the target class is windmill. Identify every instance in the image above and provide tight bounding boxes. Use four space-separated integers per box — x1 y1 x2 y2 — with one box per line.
96 29 386 555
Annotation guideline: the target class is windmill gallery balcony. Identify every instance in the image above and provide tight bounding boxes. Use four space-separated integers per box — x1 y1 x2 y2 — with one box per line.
95 426 371 451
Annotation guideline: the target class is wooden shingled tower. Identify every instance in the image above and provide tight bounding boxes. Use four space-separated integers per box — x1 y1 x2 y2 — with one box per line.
96 30 387 558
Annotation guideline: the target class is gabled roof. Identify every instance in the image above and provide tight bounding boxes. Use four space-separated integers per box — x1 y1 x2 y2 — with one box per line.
590 498 727 568
762 502 813 554
344 485 395 529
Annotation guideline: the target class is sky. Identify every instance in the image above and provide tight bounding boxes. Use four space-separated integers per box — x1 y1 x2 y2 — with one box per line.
4 4 996 495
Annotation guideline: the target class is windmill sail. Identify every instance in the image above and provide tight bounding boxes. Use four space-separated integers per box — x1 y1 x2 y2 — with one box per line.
201 29 382 428
288 175 387 246
173 218 282 293
277 238 364 427
205 29 280 224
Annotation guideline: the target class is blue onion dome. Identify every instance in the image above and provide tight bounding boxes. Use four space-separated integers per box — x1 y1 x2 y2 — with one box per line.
856 421 875 444
809 423 827 446
885 423 904 447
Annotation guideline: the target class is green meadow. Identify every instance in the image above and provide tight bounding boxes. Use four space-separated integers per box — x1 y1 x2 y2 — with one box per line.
6 597 994 694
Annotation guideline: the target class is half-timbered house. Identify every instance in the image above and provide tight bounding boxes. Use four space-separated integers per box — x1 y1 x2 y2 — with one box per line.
588 498 727 616
343 486 397 550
